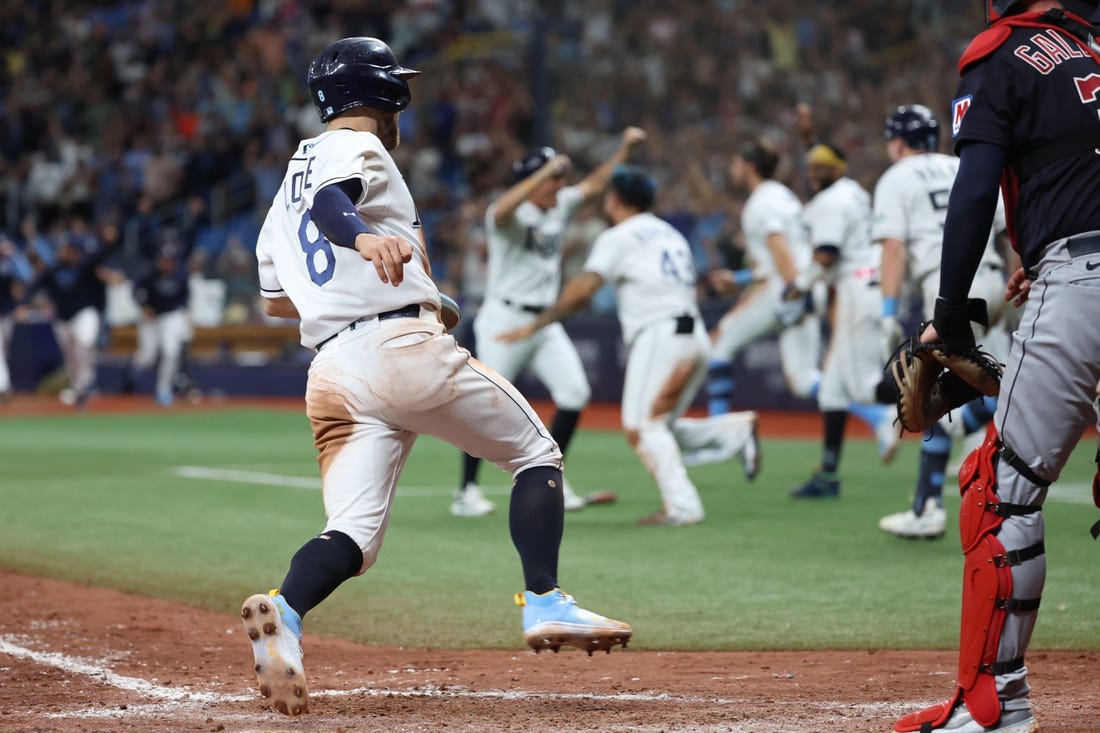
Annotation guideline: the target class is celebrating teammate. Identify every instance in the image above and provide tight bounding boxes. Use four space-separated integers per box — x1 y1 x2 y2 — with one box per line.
499 166 760 526
892 0 1100 731
452 127 647 518
788 144 898 499
873 104 1010 539
130 240 192 406
18 219 124 408
705 139 821 417
240 37 632 717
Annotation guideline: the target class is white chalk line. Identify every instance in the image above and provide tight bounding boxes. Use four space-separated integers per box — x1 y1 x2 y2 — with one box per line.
172 465 512 496
173 465 1097 506
1 634 915 723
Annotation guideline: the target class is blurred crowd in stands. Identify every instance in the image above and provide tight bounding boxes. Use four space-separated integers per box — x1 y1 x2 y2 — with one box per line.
0 0 980 332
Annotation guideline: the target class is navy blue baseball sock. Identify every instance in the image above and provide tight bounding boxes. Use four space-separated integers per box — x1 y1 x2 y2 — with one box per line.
549 409 581 456
821 410 848 474
278 530 363 619
913 424 951 515
705 360 735 415
509 465 563 595
461 452 480 489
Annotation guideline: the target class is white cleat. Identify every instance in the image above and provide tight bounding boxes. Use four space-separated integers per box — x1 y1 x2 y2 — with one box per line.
878 498 946 539
450 483 496 517
561 478 587 511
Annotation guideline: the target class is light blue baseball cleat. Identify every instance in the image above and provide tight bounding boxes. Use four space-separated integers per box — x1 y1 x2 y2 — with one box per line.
516 588 632 655
241 591 307 716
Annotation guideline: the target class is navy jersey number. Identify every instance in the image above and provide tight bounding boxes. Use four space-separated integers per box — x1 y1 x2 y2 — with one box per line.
298 212 336 286
661 247 695 286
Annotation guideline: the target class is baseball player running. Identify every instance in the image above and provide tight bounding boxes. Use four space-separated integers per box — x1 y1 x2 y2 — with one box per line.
874 104 1010 539
789 144 897 499
241 37 631 717
706 139 821 416
892 1 1100 730
453 127 647 518
499 166 760 526
130 241 191 406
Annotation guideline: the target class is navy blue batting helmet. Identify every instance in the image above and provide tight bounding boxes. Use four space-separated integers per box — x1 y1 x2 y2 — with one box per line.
885 105 940 152
511 147 556 183
307 37 420 122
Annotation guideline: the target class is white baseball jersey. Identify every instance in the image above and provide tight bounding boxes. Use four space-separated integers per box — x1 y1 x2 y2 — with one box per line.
255 129 439 349
802 177 879 282
741 180 811 280
872 152 1005 284
484 186 584 306
582 212 699 345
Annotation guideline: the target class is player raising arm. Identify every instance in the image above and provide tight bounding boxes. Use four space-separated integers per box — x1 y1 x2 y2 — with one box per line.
453 126 646 517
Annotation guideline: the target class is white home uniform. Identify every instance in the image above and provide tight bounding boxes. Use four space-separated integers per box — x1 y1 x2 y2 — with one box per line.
473 187 590 410
256 129 561 569
712 179 821 399
584 212 756 524
873 152 1008 357
804 177 884 411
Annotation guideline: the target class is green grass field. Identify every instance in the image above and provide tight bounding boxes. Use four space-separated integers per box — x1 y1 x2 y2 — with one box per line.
2 407 1098 651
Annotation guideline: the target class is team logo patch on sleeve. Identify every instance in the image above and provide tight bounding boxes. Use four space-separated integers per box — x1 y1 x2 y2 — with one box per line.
952 95 972 138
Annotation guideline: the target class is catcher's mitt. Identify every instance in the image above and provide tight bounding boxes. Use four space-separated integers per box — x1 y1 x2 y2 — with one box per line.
889 328 1003 434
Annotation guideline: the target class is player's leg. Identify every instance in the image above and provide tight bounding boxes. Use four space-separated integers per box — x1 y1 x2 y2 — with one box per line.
0 314 12 398
777 310 822 400
837 278 899 463
673 328 759 478
126 317 157 394
528 323 592 509
452 300 538 516
791 326 845 499
894 248 1100 732
154 311 187 406
68 306 101 405
242 334 419 717
621 325 707 525
396 321 631 652
706 281 779 414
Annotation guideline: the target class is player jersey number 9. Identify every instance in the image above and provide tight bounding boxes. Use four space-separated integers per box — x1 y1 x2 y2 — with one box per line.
298 212 336 286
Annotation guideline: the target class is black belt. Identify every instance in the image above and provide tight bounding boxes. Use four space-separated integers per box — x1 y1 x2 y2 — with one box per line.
316 304 421 351
1066 233 1100 258
675 315 695 334
502 298 545 314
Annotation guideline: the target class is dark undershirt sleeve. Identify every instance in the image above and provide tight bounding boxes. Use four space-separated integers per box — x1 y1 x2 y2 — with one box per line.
939 142 1006 305
310 179 371 249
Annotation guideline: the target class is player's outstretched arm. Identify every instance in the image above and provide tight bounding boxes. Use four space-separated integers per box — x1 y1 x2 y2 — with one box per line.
575 126 646 202
491 154 572 227
497 271 604 343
